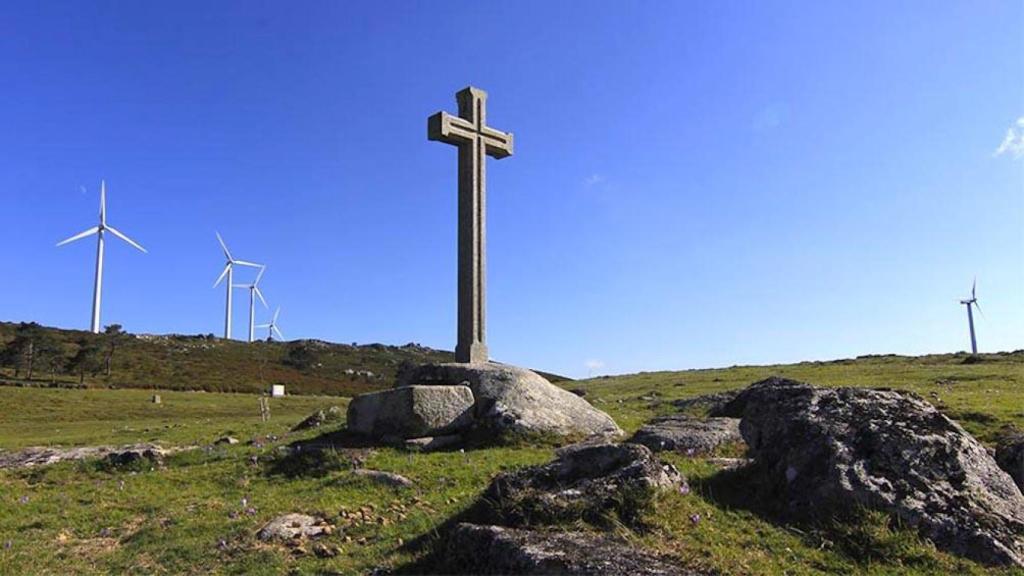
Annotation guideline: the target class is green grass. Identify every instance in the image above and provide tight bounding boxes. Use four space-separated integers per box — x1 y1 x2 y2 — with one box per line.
0 352 1022 574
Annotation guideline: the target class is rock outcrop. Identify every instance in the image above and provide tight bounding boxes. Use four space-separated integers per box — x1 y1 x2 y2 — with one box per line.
398 362 622 440
719 377 1024 567
630 415 742 455
0 443 180 470
352 469 414 488
479 442 684 527
442 523 697 575
291 406 345 431
346 385 474 439
995 428 1024 492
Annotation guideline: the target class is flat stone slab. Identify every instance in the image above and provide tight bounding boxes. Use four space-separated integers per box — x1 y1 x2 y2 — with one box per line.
257 513 332 542
352 469 414 488
0 443 185 470
630 416 742 455
443 523 699 575
347 384 474 439
398 363 622 440
404 434 463 452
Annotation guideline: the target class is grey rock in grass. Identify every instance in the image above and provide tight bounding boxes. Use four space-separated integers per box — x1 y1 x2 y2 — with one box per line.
106 446 167 467
213 436 239 446
398 362 622 441
630 415 742 455
720 377 1024 568
443 523 697 575
352 469 414 488
404 434 463 452
0 443 187 470
347 385 475 439
995 428 1024 492
480 442 684 527
256 513 331 542
292 406 345 432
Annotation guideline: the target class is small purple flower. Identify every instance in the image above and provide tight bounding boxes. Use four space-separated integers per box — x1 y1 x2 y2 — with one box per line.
689 513 701 525
217 539 228 550
17 496 28 505
679 484 690 496
227 511 239 520
4 540 12 549
244 507 257 516
685 448 696 457
99 527 111 537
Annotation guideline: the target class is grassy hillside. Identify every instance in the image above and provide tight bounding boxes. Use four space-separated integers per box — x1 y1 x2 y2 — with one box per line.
0 321 569 396
0 351 1021 574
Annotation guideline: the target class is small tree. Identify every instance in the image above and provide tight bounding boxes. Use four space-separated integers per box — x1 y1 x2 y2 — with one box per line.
0 322 45 379
33 331 65 384
103 324 125 377
67 338 104 384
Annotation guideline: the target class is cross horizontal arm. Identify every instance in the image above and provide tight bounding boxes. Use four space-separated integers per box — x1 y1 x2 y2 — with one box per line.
427 111 514 159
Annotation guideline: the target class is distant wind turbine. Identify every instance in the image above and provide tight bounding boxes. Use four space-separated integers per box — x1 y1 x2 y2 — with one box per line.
959 279 983 354
257 307 285 342
213 233 262 339
234 266 268 343
56 181 147 333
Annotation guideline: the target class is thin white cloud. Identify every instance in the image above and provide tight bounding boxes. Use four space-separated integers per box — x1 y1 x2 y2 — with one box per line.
584 359 605 376
994 116 1024 158
583 173 605 187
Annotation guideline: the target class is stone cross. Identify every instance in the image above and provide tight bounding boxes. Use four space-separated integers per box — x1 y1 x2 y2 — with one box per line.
428 87 514 363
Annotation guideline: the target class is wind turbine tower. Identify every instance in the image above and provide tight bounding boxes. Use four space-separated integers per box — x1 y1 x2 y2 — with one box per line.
959 279 982 354
56 181 147 333
235 266 268 343
213 233 262 339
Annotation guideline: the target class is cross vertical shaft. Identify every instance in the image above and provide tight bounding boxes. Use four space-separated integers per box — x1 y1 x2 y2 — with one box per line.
429 87 514 363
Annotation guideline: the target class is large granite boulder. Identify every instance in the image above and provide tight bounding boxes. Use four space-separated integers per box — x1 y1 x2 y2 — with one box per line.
630 415 742 455
346 385 474 439
719 377 1024 567
995 427 1024 492
479 442 684 528
442 523 697 575
398 363 622 440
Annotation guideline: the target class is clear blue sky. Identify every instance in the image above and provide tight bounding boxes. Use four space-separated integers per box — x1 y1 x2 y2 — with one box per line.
1 2 1021 378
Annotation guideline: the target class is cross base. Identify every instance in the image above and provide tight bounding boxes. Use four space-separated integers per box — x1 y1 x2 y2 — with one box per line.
455 341 489 364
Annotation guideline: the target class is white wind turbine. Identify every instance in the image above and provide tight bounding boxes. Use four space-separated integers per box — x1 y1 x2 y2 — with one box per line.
257 307 285 342
234 266 268 343
56 181 147 333
959 278 983 354
213 232 262 339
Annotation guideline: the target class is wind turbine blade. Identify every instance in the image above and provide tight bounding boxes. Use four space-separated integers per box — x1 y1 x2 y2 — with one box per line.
974 300 986 319
100 180 107 226
213 263 231 287
273 307 281 323
234 260 262 268
216 232 232 261
105 226 147 253
272 326 284 340
255 266 266 285
972 278 976 300
56 226 100 247
254 286 268 308
256 323 271 328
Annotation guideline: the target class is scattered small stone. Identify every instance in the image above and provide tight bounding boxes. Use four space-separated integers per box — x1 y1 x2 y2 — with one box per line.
214 436 239 446
313 543 340 558
291 406 345 431
151 395 161 404
257 514 331 542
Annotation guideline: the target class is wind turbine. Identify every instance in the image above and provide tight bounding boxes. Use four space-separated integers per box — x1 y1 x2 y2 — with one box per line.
234 266 268 343
213 233 261 339
56 181 147 333
257 307 285 342
959 279 982 354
